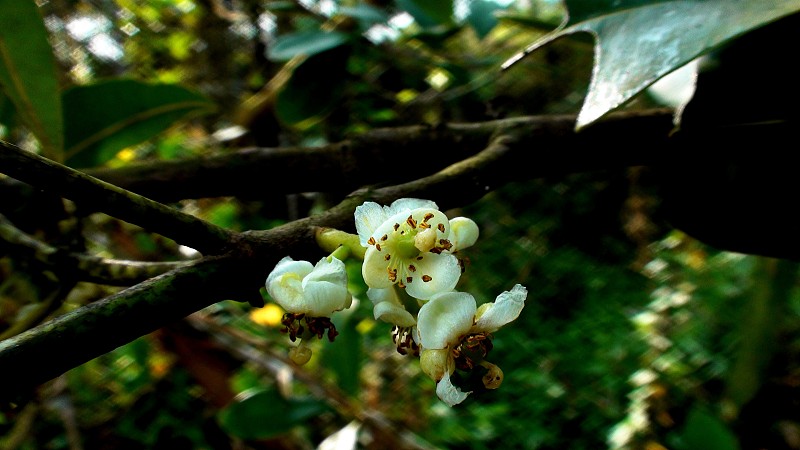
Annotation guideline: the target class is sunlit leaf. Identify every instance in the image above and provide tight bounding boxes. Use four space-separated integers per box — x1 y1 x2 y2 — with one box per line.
267 30 351 62
63 79 215 168
218 388 329 440
0 0 64 159
508 0 800 130
275 46 350 128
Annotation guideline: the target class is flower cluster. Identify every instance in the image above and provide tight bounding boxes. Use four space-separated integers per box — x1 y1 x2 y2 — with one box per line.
264 198 527 406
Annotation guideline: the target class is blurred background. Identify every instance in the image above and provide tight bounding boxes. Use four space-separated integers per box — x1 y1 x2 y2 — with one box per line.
2 0 798 449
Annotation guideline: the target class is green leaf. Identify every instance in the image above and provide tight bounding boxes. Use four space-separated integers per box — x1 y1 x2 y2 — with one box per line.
275 46 351 129
320 311 362 397
396 0 454 28
217 388 328 440
0 0 64 159
267 30 351 62
63 79 215 168
510 0 800 130
671 406 740 450
466 0 503 39
338 5 389 28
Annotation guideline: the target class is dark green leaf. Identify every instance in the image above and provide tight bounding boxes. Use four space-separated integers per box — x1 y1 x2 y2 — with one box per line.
63 79 215 168
268 30 351 62
320 312 362 397
0 0 64 159
466 0 503 39
671 406 740 450
275 46 351 128
396 0 454 28
217 388 328 440
338 5 389 27
511 0 800 129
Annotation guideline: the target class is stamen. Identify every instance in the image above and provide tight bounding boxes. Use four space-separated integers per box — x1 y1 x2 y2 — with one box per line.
408 264 416 272
422 275 432 282
388 268 398 282
438 223 445 233
381 234 388 241
393 223 400 231
406 215 417 228
423 213 434 222
376 243 382 251
384 254 391 261
367 237 376 246
406 276 413 283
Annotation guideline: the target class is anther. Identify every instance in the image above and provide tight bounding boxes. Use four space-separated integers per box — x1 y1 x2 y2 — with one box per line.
408 264 416 272
422 275 432 282
367 237 376 245
381 234 388 241
438 223 445 233
406 215 417 228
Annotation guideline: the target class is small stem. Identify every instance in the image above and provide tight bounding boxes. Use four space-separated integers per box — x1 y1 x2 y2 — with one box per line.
315 227 365 260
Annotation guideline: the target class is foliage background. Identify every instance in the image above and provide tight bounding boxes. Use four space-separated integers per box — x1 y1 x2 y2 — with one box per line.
1 0 799 449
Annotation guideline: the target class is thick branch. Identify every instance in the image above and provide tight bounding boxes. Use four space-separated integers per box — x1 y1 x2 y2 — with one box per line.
0 140 236 254
83 109 675 201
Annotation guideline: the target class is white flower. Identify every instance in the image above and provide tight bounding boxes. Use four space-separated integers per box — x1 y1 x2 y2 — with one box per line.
354 198 479 300
416 284 527 406
266 256 352 317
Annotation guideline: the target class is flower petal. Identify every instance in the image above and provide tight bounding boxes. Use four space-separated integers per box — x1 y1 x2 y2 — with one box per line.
437 370 471 407
303 257 348 287
303 280 351 316
449 217 479 250
404 252 461 300
355 201 388 247
373 302 417 327
474 284 528 333
385 198 438 216
417 291 476 349
266 257 314 312
361 247 395 289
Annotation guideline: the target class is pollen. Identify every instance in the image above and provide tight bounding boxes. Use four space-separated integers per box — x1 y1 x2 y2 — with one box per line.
407 215 417 228
367 237 376 246
376 243 382 251
408 264 416 272
437 223 445 233
384 254 391 261
394 223 400 231
422 275 432 282
388 268 398 282
406 276 413 283
381 234 388 241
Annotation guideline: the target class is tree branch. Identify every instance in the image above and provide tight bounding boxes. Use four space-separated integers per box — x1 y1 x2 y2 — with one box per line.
0 213 190 285
0 140 236 254
82 108 676 201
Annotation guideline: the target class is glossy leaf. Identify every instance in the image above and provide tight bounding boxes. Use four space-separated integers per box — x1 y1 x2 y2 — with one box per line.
671 406 740 450
466 0 503 39
397 0 454 28
275 46 350 128
63 79 215 168
0 0 64 159
267 30 350 62
508 0 800 130
217 388 328 440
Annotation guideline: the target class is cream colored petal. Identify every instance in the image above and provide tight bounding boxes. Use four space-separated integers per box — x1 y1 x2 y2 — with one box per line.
373 301 416 327
474 284 528 333
385 198 438 216
417 291 476 349
354 201 388 247
304 257 347 287
266 257 314 312
303 281 351 316
404 252 461 300
437 369 471 407
449 217 479 250
420 348 450 381
361 247 394 289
